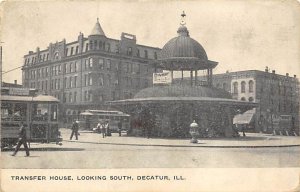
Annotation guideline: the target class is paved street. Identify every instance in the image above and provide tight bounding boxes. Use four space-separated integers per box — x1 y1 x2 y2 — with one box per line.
1 129 300 168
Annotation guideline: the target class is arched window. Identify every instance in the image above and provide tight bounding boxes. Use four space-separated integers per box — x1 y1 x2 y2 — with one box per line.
249 80 254 93
248 97 254 102
241 97 246 101
233 82 238 94
241 81 246 93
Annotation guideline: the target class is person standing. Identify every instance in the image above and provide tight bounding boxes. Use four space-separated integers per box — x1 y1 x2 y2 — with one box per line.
105 121 111 136
70 121 79 140
118 121 122 137
11 122 30 157
101 121 106 138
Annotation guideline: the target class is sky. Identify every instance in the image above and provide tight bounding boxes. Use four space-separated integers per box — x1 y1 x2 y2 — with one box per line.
1 0 300 84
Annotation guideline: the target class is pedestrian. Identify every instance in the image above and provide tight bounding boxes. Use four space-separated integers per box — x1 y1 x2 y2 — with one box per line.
11 122 30 157
70 120 79 140
96 122 102 134
101 121 106 138
118 121 122 137
105 121 111 136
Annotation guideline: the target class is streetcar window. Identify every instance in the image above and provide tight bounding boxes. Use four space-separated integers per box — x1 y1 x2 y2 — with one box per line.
1 103 27 121
32 103 48 121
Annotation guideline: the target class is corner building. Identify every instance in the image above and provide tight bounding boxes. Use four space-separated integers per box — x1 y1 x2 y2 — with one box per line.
22 19 160 124
211 69 300 134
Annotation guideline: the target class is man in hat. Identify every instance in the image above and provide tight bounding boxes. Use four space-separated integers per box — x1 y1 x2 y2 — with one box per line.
70 120 79 140
11 122 30 157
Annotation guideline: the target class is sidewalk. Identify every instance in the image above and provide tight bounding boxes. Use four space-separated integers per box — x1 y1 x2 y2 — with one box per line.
61 128 300 148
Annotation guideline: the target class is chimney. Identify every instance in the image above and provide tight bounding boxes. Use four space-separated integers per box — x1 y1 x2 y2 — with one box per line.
272 70 275 74
286 73 289 77
265 66 269 72
294 75 297 78
14 80 17 84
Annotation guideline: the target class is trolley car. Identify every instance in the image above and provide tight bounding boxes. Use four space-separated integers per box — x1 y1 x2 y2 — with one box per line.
79 110 130 132
1 87 61 148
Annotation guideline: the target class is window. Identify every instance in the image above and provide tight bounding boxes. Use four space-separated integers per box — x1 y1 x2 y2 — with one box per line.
241 81 246 93
89 40 93 50
65 48 68 56
89 58 93 68
216 83 220 88
99 95 104 102
58 65 61 73
107 43 110 52
74 76 77 88
74 62 78 72
249 80 254 93
107 74 111 86
127 47 132 56
69 92 73 103
99 74 104 86
88 73 93 86
75 46 79 54
137 49 140 57
233 82 238 94
88 91 92 102
106 59 111 70
241 97 246 101
45 80 48 90
144 50 148 59
84 91 87 101
94 41 98 49
85 43 89 52
154 52 157 59
63 93 67 103
222 83 227 91
248 97 254 102
64 77 68 88
84 74 88 86
57 79 60 89
69 63 73 73
70 47 74 55
54 52 59 60
74 92 77 102
69 76 73 88
46 53 49 60
99 59 104 69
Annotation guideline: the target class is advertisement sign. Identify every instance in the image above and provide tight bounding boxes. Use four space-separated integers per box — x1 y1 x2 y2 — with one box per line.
153 72 172 84
8 88 30 96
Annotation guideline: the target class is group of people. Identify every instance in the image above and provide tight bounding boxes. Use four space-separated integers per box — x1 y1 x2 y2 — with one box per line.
96 121 111 138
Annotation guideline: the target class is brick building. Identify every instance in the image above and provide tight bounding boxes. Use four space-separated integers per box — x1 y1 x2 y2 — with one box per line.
21 19 160 123
211 68 299 134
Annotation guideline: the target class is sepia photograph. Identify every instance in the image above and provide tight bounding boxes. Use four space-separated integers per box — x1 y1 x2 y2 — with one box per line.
0 0 300 191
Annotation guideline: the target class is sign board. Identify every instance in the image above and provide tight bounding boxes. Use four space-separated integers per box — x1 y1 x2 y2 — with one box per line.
8 88 30 96
153 72 172 84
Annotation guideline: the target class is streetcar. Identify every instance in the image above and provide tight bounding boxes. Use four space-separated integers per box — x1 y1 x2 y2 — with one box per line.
79 110 130 132
1 87 62 149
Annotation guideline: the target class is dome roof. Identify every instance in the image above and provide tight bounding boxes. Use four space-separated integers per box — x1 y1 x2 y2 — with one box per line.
134 85 232 99
160 27 208 60
90 18 105 36
158 24 217 70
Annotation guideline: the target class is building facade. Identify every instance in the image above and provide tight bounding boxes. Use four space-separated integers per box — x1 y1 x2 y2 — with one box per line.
211 69 299 134
21 19 160 124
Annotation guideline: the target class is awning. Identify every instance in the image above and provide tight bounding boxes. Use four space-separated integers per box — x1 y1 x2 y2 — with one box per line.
80 111 94 116
233 109 255 124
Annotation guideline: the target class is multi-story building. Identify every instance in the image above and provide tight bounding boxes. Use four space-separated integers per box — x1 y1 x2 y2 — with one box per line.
211 68 299 134
22 19 160 123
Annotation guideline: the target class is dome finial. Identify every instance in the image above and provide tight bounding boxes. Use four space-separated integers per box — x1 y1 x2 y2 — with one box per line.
180 11 186 26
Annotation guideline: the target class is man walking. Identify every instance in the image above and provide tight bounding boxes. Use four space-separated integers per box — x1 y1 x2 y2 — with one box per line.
11 122 30 157
70 120 79 140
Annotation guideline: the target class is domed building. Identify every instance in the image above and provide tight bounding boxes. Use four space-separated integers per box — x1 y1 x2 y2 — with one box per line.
108 13 257 138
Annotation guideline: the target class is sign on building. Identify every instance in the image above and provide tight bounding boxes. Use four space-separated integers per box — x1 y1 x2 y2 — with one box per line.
153 72 172 84
8 88 30 96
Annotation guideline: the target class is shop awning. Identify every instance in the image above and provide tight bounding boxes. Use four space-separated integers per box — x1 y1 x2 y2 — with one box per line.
233 109 255 124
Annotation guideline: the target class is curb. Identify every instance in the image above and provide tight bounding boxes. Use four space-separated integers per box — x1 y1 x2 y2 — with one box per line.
64 140 300 148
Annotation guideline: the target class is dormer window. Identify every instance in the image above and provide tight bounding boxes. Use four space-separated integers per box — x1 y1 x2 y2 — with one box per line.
144 50 148 59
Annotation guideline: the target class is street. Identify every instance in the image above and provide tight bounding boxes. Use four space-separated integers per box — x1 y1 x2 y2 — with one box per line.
1 130 300 168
